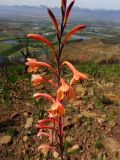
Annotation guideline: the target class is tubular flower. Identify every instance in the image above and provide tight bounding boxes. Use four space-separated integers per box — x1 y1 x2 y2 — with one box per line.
38 144 56 153
62 61 88 85
33 93 55 102
31 74 57 87
49 100 65 116
57 78 75 100
26 58 55 73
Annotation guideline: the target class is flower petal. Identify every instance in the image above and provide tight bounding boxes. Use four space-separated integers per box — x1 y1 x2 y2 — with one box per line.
49 101 65 116
31 74 57 87
62 61 89 85
57 78 75 100
26 58 56 73
33 93 55 102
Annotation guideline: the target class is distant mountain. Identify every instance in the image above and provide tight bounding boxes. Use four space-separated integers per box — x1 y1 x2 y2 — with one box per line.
0 5 120 21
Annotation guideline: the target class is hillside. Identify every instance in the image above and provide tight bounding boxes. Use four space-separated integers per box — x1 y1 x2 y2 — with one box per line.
0 5 120 20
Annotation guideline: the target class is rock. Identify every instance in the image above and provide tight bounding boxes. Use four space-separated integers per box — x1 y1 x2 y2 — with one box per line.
81 110 98 118
53 151 59 158
68 144 79 153
104 83 114 88
97 117 106 124
0 135 12 145
25 117 33 129
87 102 94 110
100 80 105 85
88 87 94 97
10 112 19 119
23 112 28 117
109 120 116 128
73 100 83 108
102 137 120 157
76 85 87 97
66 136 73 142
25 102 32 107
23 136 28 142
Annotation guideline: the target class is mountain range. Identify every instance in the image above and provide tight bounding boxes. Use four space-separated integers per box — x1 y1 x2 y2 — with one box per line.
0 5 120 21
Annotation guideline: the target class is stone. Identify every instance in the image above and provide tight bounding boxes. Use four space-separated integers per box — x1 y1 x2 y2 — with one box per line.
97 117 106 124
102 137 120 157
53 151 59 158
103 83 114 88
23 112 29 117
10 112 19 119
25 117 33 129
66 136 73 142
81 110 98 118
88 87 94 97
76 85 87 98
68 144 79 153
23 136 28 142
100 80 105 85
0 135 12 145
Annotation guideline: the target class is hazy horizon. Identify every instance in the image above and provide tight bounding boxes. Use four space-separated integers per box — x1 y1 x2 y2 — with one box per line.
0 0 120 10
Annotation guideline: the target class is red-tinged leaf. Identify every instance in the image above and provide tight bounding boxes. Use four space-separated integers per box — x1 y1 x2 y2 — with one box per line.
27 34 56 53
61 0 66 11
62 24 86 45
47 8 59 34
64 0 75 25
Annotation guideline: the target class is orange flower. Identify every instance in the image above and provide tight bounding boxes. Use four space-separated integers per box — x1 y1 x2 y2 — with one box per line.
57 78 75 100
31 74 57 87
49 101 65 116
62 61 88 85
26 58 55 73
38 144 56 153
33 93 55 102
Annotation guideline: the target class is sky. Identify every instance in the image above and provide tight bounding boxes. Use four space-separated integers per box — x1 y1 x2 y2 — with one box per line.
0 0 120 10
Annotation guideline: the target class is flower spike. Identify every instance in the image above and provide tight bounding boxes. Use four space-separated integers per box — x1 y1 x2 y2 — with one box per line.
62 61 89 85
26 58 56 73
31 74 57 87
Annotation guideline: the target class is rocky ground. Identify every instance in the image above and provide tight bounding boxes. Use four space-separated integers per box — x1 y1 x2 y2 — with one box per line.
0 71 120 160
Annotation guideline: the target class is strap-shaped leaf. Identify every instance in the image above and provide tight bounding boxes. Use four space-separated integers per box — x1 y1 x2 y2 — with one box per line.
64 0 75 25
62 24 86 45
27 34 56 53
47 8 59 34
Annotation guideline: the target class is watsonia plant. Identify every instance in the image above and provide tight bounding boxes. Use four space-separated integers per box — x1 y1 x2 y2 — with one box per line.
26 0 88 159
